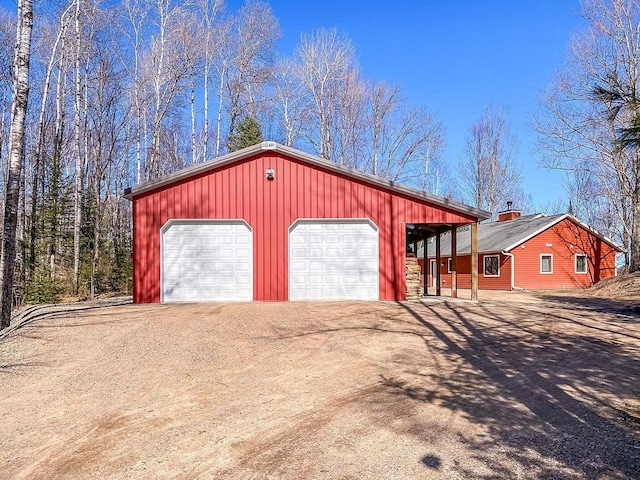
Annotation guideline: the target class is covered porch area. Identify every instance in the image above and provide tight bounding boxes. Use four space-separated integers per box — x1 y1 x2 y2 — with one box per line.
406 222 480 301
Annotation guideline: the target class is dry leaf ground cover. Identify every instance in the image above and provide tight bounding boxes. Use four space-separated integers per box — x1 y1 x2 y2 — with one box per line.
1 287 639 479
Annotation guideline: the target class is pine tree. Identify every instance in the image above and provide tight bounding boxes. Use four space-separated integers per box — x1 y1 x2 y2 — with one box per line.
227 115 263 152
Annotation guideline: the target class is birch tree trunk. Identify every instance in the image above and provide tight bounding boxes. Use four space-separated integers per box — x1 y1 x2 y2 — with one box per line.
0 0 34 329
189 73 196 165
215 63 225 157
73 0 83 294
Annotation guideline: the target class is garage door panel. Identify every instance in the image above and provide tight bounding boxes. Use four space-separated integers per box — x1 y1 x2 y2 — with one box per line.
359 247 377 258
309 261 325 272
162 220 253 302
289 220 379 300
234 262 252 273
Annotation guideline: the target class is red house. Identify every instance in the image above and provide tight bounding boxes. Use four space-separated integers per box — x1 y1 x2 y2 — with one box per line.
419 209 624 291
124 142 490 302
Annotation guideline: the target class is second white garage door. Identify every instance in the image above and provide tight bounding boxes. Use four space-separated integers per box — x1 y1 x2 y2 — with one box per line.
161 220 253 301
289 219 379 300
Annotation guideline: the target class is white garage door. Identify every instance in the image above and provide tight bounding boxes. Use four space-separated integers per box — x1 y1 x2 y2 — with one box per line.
161 220 252 301
289 219 379 300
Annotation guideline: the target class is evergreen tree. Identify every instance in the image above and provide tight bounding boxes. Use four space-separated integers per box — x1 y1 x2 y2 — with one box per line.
227 115 263 152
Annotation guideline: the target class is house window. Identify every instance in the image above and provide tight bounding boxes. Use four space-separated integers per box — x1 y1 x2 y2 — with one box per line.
447 258 452 273
575 254 587 274
541 254 553 274
483 255 499 277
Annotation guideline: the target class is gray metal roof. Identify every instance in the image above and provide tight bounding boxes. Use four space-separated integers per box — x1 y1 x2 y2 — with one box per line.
124 142 491 221
421 213 624 257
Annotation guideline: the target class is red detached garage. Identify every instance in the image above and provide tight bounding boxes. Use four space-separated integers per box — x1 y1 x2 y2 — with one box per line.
124 142 489 302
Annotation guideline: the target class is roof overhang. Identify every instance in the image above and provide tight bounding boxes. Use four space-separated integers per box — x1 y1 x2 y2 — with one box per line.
124 142 491 222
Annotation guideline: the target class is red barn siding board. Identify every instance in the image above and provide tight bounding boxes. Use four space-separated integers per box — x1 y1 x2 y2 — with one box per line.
132 151 478 302
269 162 279 300
149 194 159 300
333 174 340 214
142 195 150 301
138 196 146 302
255 157 264 300
132 199 139 302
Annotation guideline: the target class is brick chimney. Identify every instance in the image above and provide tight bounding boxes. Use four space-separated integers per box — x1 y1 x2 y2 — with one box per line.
498 201 521 222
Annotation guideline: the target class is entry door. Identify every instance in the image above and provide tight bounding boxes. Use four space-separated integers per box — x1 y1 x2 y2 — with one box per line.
430 259 437 287
161 220 253 301
289 219 379 300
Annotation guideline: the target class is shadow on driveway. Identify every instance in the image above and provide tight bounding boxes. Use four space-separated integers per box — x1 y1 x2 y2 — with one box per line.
384 300 640 479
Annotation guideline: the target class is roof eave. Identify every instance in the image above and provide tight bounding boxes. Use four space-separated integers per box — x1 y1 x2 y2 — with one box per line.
123 142 491 221
275 144 491 220
122 143 267 200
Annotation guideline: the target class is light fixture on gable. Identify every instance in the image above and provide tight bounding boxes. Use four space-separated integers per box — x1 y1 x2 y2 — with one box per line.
265 167 275 180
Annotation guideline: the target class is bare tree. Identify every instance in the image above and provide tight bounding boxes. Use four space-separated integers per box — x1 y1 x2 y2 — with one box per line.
28 3 73 282
1 0 34 329
459 105 522 219
363 81 445 184
271 56 310 146
422 146 451 197
224 0 279 149
121 0 150 184
295 28 356 162
212 15 232 157
336 66 366 167
563 163 618 233
377 107 445 183
72 0 83 294
198 0 223 161
0 8 15 183
534 0 640 270
144 0 193 178
368 82 400 176
174 6 204 166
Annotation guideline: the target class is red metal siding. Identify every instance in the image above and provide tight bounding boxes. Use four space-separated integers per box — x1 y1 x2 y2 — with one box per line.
512 218 618 289
132 151 478 302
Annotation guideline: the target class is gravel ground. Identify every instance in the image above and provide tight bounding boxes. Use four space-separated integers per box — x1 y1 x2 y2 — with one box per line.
0 292 639 479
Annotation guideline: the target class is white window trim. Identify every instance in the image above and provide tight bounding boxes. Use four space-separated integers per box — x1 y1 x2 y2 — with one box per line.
540 254 553 274
483 254 500 277
447 258 452 273
575 253 588 274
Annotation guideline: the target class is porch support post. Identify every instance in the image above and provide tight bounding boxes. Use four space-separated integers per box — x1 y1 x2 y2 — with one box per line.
435 231 441 296
423 233 429 296
471 222 478 301
451 226 457 298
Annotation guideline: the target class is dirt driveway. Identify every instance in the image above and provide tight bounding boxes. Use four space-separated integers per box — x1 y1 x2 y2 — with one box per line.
1 292 639 479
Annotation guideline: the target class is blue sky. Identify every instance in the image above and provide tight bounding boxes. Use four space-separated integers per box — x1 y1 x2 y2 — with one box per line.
245 0 587 212
1 0 586 212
